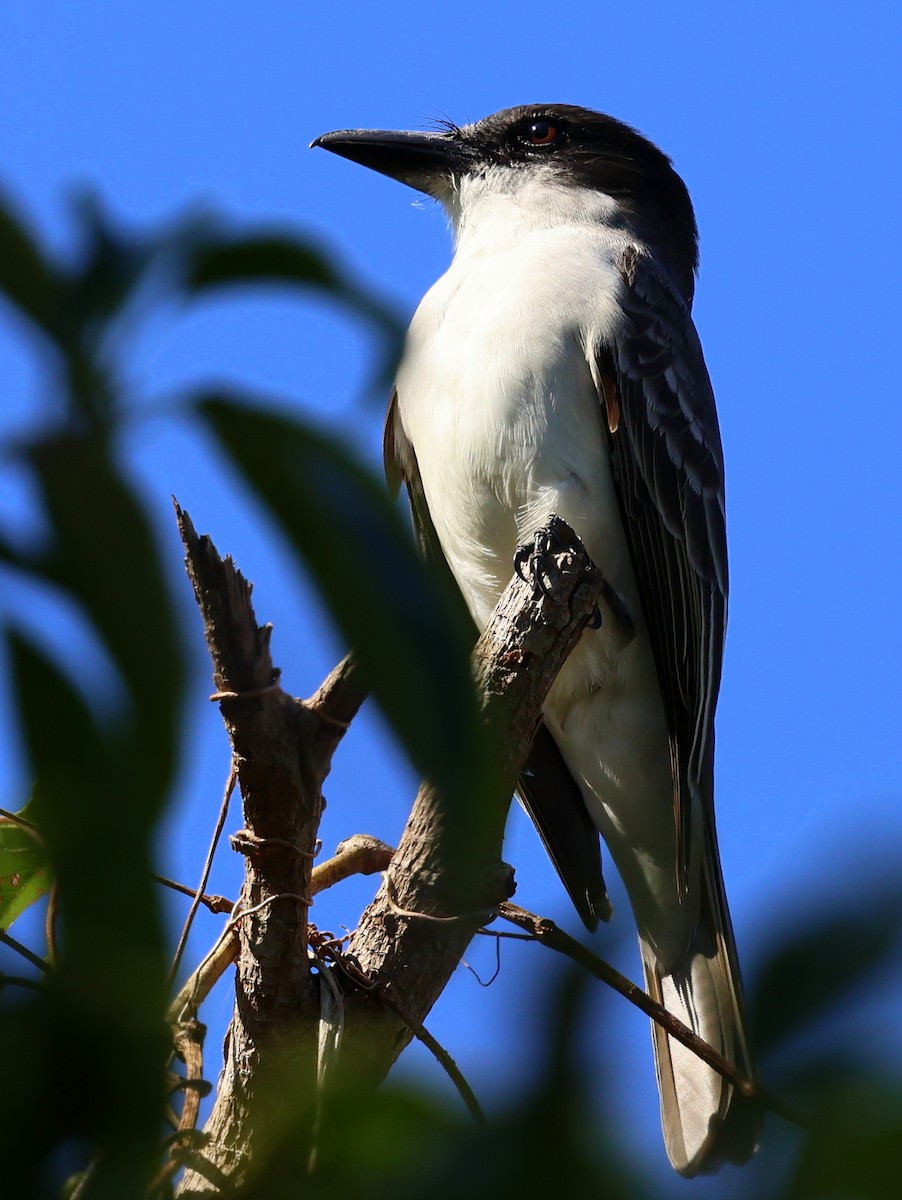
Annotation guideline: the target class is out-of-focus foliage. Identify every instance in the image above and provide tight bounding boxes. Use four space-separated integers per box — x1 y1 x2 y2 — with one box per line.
0 192 473 1200
0 804 50 930
0 191 900 1199
197 393 485 811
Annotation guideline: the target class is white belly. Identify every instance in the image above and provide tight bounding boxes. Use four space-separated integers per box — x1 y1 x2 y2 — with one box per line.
395 230 687 958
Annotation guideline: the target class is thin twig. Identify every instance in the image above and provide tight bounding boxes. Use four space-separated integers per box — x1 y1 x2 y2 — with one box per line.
326 945 485 1124
44 884 59 967
153 874 234 915
497 901 811 1132
389 1000 485 1123
311 835 394 894
168 927 239 1025
0 974 43 992
475 927 535 941
0 929 49 974
169 758 238 983
0 806 42 837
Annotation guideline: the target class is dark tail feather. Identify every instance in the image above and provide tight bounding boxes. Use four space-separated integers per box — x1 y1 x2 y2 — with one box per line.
517 724 612 931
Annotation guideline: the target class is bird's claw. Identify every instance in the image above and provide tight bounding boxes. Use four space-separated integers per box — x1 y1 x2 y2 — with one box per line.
513 517 634 639
513 522 568 599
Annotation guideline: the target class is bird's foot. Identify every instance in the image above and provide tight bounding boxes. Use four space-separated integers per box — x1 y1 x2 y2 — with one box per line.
514 517 636 638
513 518 569 599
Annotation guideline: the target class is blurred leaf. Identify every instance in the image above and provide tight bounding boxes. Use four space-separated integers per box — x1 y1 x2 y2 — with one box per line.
5 631 170 1199
0 195 61 337
788 1074 902 1199
428 967 642 1200
185 231 405 387
25 429 184 799
233 977 642 1200
232 1077 457 1200
243 1087 640 1200
64 192 154 331
749 895 902 1058
0 804 51 931
187 232 343 293
197 392 484 807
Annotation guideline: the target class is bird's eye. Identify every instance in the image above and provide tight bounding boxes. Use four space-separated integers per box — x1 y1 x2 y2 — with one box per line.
525 119 560 146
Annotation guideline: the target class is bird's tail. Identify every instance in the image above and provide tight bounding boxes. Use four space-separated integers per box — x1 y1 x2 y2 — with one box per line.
639 830 761 1176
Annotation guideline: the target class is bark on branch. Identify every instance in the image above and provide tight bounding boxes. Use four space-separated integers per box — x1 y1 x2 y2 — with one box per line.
337 517 605 1084
173 505 366 1194
173 509 603 1194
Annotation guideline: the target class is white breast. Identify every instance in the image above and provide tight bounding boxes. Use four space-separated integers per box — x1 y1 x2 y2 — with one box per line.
395 200 639 669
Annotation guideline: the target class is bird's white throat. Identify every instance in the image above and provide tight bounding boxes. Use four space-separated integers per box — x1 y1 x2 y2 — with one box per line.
438 164 630 258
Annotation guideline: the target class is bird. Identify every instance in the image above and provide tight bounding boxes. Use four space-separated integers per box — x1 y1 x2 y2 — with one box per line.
313 104 759 1175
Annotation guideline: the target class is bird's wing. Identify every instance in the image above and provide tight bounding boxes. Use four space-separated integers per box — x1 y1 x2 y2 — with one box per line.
384 391 610 930
515 724 611 929
384 390 467 602
591 248 728 890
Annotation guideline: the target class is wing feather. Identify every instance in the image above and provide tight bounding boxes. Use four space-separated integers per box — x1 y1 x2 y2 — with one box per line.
597 250 728 887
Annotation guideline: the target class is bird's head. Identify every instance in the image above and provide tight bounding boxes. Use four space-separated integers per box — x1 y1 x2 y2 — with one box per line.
312 104 698 300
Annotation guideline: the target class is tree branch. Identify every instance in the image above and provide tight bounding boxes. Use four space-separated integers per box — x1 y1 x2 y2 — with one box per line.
167 834 396 1029
337 516 605 1083
173 504 362 1193
173 511 604 1194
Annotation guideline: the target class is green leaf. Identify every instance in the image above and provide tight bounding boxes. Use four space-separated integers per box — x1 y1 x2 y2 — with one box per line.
0 804 51 930
0 195 62 337
185 231 405 371
64 192 155 331
789 1074 902 1200
6 630 168 1197
750 892 902 1058
198 392 484 806
25 429 185 800
187 232 343 293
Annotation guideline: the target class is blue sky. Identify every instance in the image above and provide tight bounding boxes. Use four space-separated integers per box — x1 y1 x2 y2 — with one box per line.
1 2 901 1192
